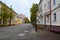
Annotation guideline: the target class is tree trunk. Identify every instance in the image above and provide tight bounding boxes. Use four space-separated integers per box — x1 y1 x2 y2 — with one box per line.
3 18 7 26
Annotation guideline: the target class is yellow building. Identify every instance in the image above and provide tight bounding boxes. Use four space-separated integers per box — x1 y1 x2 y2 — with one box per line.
0 1 18 25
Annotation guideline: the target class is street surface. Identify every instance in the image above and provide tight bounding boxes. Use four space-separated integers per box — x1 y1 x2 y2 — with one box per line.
0 23 39 40
0 23 60 40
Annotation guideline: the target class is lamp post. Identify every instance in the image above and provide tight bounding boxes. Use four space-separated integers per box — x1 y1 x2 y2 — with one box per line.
9 5 12 26
50 0 52 29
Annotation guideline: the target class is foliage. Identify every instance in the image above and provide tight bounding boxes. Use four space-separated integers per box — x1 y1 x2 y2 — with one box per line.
1 13 10 18
24 18 30 23
0 4 16 24
30 3 38 23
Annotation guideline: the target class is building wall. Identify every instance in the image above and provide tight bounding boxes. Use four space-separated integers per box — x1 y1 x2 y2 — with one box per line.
0 1 17 25
46 0 60 26
38 0 60 26
51 8 60 26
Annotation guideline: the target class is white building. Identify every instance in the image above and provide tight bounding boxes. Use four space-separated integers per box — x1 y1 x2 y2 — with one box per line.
37 0 60 32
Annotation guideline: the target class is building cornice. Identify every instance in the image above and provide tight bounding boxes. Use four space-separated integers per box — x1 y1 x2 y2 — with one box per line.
43 5 60 16
39 0 43 5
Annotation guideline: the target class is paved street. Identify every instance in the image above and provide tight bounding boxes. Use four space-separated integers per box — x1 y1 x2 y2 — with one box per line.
0 23 38 40
0 23 60 40
37 29 60 40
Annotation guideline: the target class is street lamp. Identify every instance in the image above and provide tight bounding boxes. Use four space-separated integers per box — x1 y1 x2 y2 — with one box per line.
9 5 12 25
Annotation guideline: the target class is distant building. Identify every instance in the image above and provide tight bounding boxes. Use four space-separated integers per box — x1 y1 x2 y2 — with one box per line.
18 14 26 24
37 0 60 32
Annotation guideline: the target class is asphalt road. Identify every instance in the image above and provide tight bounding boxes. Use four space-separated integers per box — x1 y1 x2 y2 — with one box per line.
0 23 39 40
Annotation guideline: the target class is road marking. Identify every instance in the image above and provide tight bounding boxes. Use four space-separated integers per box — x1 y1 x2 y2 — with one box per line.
24 30 29 33
18 33 25 36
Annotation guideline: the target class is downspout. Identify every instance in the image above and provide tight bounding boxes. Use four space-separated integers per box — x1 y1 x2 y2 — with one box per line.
50 0 52 29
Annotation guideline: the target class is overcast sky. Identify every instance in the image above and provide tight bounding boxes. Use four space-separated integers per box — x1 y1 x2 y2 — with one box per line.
1 0 40 19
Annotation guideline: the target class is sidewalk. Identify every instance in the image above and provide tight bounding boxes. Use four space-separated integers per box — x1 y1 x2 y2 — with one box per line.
0 24 16 27
36 29 60 40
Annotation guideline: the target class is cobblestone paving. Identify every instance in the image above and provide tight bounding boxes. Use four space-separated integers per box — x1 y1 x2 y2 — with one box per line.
36 29 60 40
0 24 39 40
0 23 59 40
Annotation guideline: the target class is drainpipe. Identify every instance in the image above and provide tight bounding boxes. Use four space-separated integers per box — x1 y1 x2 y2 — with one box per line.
50 0 52 29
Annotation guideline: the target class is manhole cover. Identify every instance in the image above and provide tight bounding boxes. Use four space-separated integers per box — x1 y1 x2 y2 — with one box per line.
18 33 25 36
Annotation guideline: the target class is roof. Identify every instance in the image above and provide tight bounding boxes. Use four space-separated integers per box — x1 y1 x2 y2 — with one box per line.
39 0 43 5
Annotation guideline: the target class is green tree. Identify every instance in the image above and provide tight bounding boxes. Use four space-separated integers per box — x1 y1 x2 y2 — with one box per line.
1 4 15 25
1 12 10 24
1 5 10 24
30 3 38 23
24 18 30 23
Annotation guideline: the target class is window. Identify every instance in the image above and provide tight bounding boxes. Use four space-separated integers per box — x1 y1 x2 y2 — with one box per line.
47 16 49 22
0 8 1 14
54 13 56 22
38 21 40 23
53 0 56 6
0 19 2 24
48 1 50 9
44 4 46 10
47 16 50 22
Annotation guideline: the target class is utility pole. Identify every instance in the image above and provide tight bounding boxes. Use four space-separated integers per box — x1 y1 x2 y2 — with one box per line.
9 5 12 26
